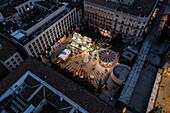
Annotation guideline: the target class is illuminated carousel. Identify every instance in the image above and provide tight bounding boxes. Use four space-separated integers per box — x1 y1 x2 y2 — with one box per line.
99 49 116 67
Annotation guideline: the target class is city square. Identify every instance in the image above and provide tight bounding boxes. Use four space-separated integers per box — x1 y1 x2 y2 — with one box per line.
0 0 169 113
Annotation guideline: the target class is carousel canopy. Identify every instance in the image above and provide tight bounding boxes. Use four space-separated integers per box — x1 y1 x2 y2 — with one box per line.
99 49 116 63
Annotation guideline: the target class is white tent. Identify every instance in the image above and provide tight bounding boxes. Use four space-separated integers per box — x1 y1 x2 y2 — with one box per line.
58 49 71 61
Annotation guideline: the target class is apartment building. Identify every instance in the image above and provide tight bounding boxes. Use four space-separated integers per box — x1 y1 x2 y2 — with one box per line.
7 1 77 57
84 0 158 42
0 38 23 71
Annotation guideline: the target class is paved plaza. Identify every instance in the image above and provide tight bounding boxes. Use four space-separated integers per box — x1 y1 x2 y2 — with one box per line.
59 51 110 88
155 70 170 113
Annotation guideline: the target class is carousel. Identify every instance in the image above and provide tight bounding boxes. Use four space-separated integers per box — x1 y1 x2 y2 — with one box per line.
99 49 116 67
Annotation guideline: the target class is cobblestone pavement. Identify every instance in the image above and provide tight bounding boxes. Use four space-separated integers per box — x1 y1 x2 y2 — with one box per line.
59 52 108 88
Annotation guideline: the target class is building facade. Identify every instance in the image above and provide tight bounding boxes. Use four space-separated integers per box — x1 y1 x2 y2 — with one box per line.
1 1 78 58
84 0 158 42
3 52 23 71
0 38 23 71
23 7 77 57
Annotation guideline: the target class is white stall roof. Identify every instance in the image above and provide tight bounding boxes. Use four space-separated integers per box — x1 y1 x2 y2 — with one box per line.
58 49 71 60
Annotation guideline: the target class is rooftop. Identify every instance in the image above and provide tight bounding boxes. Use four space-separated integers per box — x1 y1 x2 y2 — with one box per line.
121 49 136 61
0 21 19 33
85 0 157 17
0 5 17 18
113 64 131 81
0 38 17 61
35 1 55 9
0 0 11 6
0 57 117 113
12 0 29 7
22 4 64 31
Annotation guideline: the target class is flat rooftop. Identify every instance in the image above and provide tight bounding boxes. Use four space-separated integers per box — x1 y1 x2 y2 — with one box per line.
36 1 54 9
12 0 29 7
22 4 64 31
0 5 17 18
121 49 136 61
113 64 130 81
85 0 157 17
0 57 117 113
0 21 19 33
128 64 157 112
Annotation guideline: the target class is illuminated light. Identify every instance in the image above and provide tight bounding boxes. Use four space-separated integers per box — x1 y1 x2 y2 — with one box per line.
106 53 109 56
90 24 94 26
26 8 29 11
122 107 127 113
31 6 33 8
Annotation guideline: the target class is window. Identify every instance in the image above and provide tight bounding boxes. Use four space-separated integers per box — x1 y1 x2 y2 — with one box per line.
17 58 21 61
28 45 31 48
6 62 10 65
30 49 33 52
32 52 35 55
25 4 29 9
11 58 14 61
30 2 33 7
13 62 16 65
9 65 12 68
36 39 39 43
32 42 35 46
